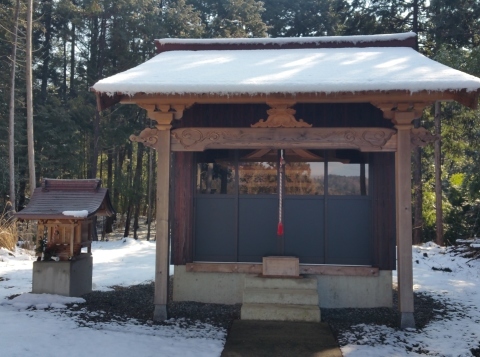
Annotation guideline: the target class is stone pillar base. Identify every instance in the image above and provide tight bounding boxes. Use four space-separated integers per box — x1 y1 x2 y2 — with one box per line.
400 312 415 329
153 304 168 321
32 254 92 297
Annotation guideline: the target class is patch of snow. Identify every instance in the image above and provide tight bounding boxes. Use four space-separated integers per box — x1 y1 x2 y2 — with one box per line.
62 210 89 218
93 47 480 97
3 293 85 310
2 238 480 356
156 32 416 46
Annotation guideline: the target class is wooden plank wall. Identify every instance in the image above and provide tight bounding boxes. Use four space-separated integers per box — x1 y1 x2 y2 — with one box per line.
171 152 194 264
176 103 393 129
371 152 396 270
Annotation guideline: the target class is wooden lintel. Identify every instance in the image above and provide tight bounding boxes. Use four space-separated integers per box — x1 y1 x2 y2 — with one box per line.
171 127 397 152
117 90 478 108
185 263 379 277
186 263 262 274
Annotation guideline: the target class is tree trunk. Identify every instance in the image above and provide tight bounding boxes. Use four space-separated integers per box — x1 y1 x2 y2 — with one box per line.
91 110 100 178
18 172 27 210
132 143 145 239
435 101 444 245
412 0 419 50
69 22 76 98
121 142 133 235
8 0 20 208
104 149 114 235
147 147 154 241
114 146 125 211
124 204 132 238
26 0 36 193
63 32 67 101
40 0 53 103
90 15 107 180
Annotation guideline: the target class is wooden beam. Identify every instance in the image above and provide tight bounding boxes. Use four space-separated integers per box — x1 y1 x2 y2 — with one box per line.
171 127 397 152
118 89 478 109
185 263 379 276
393 111 416 329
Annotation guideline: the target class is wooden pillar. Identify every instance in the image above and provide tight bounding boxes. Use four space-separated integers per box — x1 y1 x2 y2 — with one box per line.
132 104 175 322
153 129 171 321
393 111 415 329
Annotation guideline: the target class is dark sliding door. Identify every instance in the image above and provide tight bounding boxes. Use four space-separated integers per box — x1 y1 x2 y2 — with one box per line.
194 149 372 265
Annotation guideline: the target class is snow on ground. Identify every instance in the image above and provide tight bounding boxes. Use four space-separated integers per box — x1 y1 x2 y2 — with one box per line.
0 239 223 357
1 239 480 356
341 242 480 357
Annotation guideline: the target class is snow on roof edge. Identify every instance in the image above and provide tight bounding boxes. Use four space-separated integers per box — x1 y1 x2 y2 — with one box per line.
156 32 416 46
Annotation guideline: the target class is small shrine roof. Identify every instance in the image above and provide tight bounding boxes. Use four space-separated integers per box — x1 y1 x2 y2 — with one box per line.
15 179 115 220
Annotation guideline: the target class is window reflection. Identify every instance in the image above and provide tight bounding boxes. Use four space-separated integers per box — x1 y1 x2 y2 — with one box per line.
285 162 324 195
197 162 235 194
327 162 368 195
239 162 277 195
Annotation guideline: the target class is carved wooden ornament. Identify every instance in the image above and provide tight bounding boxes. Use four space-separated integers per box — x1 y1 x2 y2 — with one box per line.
171 127 396 152
130 127 159 148
252 103 312 128
410 127 438 148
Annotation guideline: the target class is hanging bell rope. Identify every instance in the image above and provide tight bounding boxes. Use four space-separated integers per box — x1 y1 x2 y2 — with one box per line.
277 149 285 236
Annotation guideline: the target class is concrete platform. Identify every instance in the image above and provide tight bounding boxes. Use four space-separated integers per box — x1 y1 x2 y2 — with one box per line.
221 320 342 357
241 275 320 322
32 254 92 297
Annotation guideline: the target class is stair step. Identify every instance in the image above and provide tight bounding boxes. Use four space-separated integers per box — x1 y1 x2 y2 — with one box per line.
243 288 319 305
241 303 321 322
244 275 318 290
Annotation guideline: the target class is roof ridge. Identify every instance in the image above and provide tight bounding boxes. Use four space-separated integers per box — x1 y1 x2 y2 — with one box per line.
42 178 101 192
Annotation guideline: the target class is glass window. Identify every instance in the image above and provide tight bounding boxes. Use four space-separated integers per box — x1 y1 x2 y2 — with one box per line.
327 161 368 195
196 161 235 194
285 162 324 195
239 161 277 195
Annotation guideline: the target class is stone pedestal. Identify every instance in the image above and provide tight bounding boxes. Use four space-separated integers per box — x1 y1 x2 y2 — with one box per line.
32 254 92 297
262 256 299 277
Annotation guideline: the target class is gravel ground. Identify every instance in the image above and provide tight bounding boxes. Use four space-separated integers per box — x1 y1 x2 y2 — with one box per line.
322 289 449 338
69 279 241 330
66 279 449 336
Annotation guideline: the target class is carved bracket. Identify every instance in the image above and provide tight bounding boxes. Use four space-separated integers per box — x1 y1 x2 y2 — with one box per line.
410 127 438 148
373 102 430 120
171 127 396 152
130 127 159 149
138 103 191 130
252 103 312 128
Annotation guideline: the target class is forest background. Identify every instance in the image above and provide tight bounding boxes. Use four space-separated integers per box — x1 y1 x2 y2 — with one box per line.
1 0 480 242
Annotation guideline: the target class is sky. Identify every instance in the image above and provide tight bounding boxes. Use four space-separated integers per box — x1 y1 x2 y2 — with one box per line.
1 237 480 356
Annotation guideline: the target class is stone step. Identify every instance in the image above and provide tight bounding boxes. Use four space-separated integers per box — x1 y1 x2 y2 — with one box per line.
243 287 319 305
241 303 321 322
244 275 318 290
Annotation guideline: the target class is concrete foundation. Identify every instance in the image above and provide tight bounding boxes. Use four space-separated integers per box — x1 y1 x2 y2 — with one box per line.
154 304 168 321
313 270 393 308
32 254 93 297
173 265 392 308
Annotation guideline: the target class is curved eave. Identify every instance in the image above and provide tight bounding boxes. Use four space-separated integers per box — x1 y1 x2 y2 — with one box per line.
96 89 480 111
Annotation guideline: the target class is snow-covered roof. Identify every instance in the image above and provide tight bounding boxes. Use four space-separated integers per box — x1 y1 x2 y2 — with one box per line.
15 179 115 220
155 32 416 46
93 46 480 98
